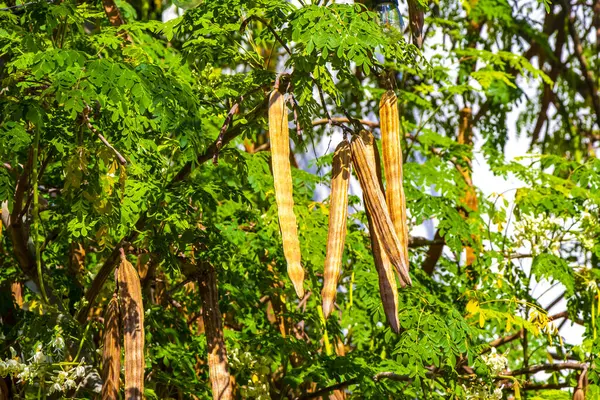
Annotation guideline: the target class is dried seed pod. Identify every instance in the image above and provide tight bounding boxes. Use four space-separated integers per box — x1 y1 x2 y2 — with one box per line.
360 130 401 333
101 293 121 400
322 140 351 319
199 263 233 400
268 89 305 299
573 388 585 400
379 91 410 276
351 133 411 287
0 376 9 400
117 255 144 400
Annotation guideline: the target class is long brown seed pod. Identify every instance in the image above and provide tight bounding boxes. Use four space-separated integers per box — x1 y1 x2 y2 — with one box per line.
379 91 410 278
322 140 351 319
199 263 233 400
102 293 121 400
268 89 305 299
360 130 401 333
351 134 411 287
117 252 144 400
573 389 585 400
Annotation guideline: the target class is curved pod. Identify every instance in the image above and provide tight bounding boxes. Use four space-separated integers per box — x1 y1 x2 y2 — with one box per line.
350 134 411 287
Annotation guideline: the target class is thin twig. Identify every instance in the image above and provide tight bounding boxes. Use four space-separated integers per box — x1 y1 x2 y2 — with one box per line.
312 117 379 129
295 378 358 400
240 15 292 56
315 80 332 123
505 361 587 376
313 79 356 136
288 92 302 138
408 236 445 248
545 291 565 312
82 106 127 165
213 99 241 165
484 311 583 354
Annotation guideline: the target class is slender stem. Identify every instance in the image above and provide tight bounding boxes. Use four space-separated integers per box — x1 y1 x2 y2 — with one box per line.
317 306 333 355
347 271 354 310
404 93 453 160
33 126 48 303
240 16 291 56
312 117 379 129
74 321 92 362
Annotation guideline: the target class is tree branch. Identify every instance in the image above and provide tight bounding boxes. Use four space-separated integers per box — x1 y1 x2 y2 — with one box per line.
298 370 435 399
76 96 269 324
408 236 445 248
505 361 587 376
312 117 380 129
100 0 133 43
83 106 127 166
422 230 444 275
295 378 358 400
564 3 600 128
213 99 241 165
240 15 291 56
482 310 581 355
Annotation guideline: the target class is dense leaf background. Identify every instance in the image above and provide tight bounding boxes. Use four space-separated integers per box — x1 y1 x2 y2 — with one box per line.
0 0 599 398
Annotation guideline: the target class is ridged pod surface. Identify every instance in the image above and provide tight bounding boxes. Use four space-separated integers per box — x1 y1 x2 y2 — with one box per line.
351 133 412 287
321 140 351 319
199 263 233 400
379 91 410 278
268 89 305 299
360 130 401 333
117 256 144 400
573 388 585 400
101 293 121 400
0 376 9 400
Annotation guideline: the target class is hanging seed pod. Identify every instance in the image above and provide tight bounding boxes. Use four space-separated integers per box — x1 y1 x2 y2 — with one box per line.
268 88 305 299
322 140 351 319
199 263 233 400
351 133 411 287
380 91 410 272
360 130 401 333
573 388 585 400
101 294 121 400
117 254 144 400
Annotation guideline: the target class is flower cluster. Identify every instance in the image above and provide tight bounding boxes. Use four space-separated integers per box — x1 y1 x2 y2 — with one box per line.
481 348 508 376
463 384 503 400
0 342 89 395
48 365 87 394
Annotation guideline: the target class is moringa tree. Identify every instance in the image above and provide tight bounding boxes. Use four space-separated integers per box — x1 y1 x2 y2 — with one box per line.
0 0 599 398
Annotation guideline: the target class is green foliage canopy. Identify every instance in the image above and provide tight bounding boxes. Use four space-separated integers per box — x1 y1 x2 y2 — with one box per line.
0 0 599 398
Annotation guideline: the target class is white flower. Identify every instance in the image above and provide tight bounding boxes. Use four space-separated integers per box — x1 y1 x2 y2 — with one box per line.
33 351 46 364
75 365 86 378
492 388 503 399
17 366 30 382
481 348 508 376
51 335 65 351
6 359 20 373
64 379 76 390
58 370 69 381
49 382 62 394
